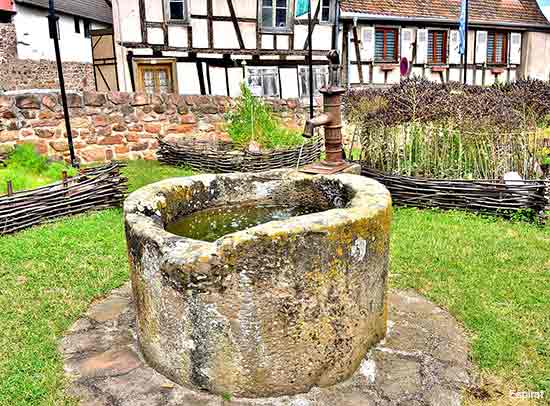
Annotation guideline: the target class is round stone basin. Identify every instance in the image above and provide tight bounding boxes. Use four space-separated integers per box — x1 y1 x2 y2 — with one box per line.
124 169 392 398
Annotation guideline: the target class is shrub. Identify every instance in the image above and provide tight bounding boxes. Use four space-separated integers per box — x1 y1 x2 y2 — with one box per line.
225 83 303 150
345 78 550 179
0 144 77 194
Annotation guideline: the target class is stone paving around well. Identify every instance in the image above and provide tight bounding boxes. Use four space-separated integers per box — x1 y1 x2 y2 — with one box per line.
61 284 475 406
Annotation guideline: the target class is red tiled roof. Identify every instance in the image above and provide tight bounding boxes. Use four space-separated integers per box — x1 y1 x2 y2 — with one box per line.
340 0 550 27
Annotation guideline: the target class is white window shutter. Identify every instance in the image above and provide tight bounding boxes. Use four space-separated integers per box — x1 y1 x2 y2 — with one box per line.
510 33 522 65
475 31 488 64
362 26 375 62
448 30 461 64
401 28 414 61
416 29 428 64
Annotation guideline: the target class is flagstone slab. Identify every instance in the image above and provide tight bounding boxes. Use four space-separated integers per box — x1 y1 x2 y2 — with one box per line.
61 285 475 405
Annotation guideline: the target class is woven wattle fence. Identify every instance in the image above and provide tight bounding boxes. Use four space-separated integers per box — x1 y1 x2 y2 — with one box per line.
0 162 127 235
360 166 548 217
157 137 322 173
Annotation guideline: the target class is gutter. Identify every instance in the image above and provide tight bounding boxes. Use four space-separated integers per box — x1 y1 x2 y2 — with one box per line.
339 11 550 32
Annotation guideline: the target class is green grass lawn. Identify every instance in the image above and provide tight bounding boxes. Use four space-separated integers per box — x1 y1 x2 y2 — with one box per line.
0 160 548 405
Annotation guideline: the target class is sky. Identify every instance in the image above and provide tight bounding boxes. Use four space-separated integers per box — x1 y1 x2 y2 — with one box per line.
539 0 550 20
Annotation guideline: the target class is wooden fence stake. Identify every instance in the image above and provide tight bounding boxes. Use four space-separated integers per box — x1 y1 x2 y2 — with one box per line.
7 180 13 197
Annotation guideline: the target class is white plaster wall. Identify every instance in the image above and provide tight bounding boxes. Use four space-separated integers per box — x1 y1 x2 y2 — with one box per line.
114 0 141 44
168 25 188 47
241 22 257 49
209 66 227 95
177 62 201 94
280 67 299 98
13 5 107 63
523 32 550 81
192 19 209 48
144 0 163 22
227 67 244 97
213 21 239 49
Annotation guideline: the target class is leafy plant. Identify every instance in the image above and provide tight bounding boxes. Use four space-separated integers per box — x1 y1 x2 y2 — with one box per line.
225 83 303 150
0 144 77 194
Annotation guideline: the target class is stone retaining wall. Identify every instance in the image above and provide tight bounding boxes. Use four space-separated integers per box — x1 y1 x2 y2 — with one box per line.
0 23 95 93
0 91 305 163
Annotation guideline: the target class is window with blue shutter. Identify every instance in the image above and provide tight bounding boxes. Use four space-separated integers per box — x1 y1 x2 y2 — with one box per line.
427 30 448 64
374 28 399 62
487 31 508 64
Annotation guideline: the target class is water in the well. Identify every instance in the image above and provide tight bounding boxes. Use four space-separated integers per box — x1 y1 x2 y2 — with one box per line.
167 202 321 242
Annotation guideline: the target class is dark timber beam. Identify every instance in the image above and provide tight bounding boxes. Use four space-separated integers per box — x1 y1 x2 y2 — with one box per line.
226 0 245 49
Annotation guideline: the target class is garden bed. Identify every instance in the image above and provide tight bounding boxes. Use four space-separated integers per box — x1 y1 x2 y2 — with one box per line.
360 165 548 218
0 162 127 235
157 136 322 173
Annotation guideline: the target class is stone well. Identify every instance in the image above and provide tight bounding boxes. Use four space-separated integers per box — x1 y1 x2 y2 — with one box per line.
123 170 392 398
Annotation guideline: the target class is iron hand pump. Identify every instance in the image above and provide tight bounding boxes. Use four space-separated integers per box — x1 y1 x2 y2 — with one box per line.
300 50 352 175
48 0 78 168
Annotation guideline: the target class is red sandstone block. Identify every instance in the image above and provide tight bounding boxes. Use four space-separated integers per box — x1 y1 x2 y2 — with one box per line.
81 147 106 163
83 91 106 107
0 130 19 142
35 128 55 138
41 95 58 111
126 132 140 142
98 135 124 145
15 95 40 109
115 145 129 154
130 142 148 152
179 114 197 124
144 123 161 134
49 141 69 152
167 124 195 134
92 115 111 127
105 149 114 160
31 119 59 128
108 92 130 105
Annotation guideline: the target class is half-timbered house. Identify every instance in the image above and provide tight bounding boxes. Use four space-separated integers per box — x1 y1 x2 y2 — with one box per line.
113 0 340 98
112 0 550 96
339 0 550 86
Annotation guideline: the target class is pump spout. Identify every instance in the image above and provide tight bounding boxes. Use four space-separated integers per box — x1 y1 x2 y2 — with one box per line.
302 113 332 138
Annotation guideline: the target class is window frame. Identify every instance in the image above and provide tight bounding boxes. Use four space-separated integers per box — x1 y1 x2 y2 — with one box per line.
245 66 281 97
319 0 335 24
259 0 293 33
427 29 448 65
74 16 81 34
83 19 91 38
133 58 178 94
486 31 508 66
374 27 399 63
298 65 329 98
165 0 189 24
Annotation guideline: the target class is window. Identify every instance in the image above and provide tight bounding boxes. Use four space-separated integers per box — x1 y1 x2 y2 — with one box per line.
320 0 332 23
427 30 447 64
246 68 279 97
261 0 289 30
84 20 90 38
487 31 508 65
299 66 328 98
138 63 174 94
74 17 80 34
167 0 188 21
374 28 398 62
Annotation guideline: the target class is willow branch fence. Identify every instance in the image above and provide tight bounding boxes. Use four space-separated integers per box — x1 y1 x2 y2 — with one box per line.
359 165 548 217
157 137 322 173
0 162 127 235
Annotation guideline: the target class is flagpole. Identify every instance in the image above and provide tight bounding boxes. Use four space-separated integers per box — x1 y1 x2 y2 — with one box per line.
308 0 314 119
463 0 469 85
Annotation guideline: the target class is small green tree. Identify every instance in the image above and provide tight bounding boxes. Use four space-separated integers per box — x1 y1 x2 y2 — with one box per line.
225 83 303 150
